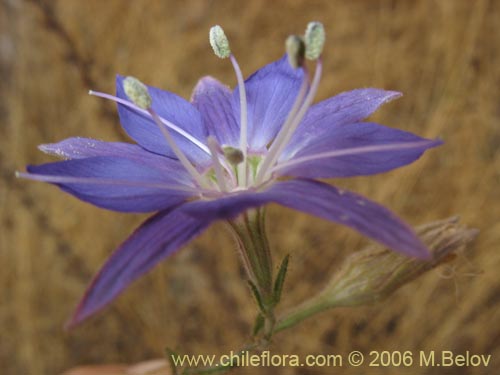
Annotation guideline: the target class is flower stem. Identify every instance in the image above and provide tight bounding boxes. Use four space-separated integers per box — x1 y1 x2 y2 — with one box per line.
169 217 477 375
228 208 276 338
274 294 332 333
229 209 273 305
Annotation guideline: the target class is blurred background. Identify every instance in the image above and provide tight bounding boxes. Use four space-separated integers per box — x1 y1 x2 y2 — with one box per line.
1 0 499 374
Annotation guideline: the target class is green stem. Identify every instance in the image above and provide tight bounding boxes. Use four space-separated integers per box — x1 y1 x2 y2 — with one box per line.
275 294 333 332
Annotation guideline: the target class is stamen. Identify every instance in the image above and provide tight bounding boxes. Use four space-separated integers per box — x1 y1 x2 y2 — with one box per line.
271 141 435 172
89 90 210 156
206 136 227 192
148 108 208 188
208 24 244 187
209 25 231 59
229 54 249 187
123 77 152 109
285 35 305 69
304 21 325 60
256 59 323 183
15 172 203 194
255 69 309 184
121 76 208 188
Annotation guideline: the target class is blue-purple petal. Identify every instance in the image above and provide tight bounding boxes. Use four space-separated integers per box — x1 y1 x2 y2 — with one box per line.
182 189 273 220
115 75 211 165
66 176 430 326
277 122 442 178
67 207 210 327
267 179 429 258
233 55 304 151
27 156 195 212
191 77 239 147
284 89 402 157
183 179 429 257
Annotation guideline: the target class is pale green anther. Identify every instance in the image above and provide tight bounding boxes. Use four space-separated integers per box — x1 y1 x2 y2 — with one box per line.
123 76 152 109
223 146 244 166
209 25 231 59
304 21 325 60
285 35 305 69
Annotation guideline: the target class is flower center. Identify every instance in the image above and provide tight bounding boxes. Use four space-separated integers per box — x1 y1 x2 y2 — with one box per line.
202 138 263 193
91 23 325 197
205 24 325 192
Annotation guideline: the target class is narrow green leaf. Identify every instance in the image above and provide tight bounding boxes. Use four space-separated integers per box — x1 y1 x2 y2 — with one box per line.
273 254 290 304
247 280 265 312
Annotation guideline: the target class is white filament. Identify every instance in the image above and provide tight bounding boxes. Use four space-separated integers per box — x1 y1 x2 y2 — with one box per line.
89 90 210 156
15 172 202 193
256 59 323 183
272 141 433 173
230 54 249 187
207 136 227 192
147 109 208 188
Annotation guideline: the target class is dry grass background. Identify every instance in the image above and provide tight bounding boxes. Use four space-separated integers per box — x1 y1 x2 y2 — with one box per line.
1 0 499 374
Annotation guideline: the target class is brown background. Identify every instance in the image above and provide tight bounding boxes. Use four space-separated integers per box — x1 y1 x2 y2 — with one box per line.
1 0 499 374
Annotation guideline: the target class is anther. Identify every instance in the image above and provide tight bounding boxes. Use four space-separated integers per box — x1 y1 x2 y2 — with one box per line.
209 25 231 59
122 77 207 188
208 24 248 185
304 21 325 60
123 76 152 109
285 35 306 69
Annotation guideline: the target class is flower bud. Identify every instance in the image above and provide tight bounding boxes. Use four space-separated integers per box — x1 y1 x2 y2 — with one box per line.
209 25 231 59
123 76 152 109
276 217 478 332
304 21 325 60
321 217 478 307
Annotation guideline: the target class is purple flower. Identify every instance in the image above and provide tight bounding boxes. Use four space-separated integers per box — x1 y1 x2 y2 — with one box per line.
19 31 441 327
